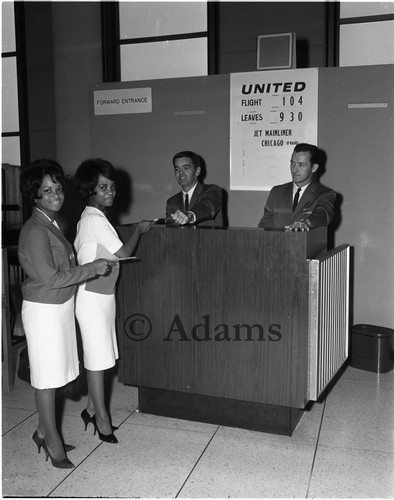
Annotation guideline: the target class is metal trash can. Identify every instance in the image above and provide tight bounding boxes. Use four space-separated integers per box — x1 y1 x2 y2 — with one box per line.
350 324 394 373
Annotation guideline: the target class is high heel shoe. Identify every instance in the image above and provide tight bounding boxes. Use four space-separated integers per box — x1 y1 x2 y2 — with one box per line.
32 431 75 453
81 409 95 431
40 439 74 469
81 409 119 434
91 415 118 444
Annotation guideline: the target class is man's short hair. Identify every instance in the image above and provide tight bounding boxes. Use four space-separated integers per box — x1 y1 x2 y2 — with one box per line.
172 151 201 169
293 143 319 165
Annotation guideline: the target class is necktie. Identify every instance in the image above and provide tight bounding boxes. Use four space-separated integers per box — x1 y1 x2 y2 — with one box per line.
292 188 301 212
185 193 189 211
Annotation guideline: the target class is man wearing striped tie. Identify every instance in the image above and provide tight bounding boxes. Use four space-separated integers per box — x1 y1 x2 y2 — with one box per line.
166 151 223 227
258 143 336 232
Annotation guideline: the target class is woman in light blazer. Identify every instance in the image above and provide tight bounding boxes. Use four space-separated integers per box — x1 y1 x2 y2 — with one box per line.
18 159 110 469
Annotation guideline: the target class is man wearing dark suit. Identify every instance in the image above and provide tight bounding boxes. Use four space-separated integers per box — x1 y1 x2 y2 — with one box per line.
258 143 336 231
166 151 223 227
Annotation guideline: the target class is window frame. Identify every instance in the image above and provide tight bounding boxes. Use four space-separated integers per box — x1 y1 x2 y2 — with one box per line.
2 3 30 222
338 7 394 67
2 3 30 168
101 1 218 83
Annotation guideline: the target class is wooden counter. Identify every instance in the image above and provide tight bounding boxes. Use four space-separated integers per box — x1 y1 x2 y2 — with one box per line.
116 225 331 434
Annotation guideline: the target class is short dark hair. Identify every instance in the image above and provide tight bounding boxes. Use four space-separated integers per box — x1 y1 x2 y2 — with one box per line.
19 159 67 206
75 158 115 201
293 143 319 165
172 151 201 169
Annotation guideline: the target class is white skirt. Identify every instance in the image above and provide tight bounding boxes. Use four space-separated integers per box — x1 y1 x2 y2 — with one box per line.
21 297 79 389
75 286 119 371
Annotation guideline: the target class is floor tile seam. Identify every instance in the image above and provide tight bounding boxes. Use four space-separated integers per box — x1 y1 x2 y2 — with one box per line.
334 377 394 387
117 410 219 435
305 396 327 498
122 408 150 419
48 443 104 497
1 403 37 411
213 433 319 449
118 420 219 436
321 411 394 423
63 409 137 425
316 443 394 456
175 425 220 498
324 391 394 404
1 412 37 436
327 394 394 406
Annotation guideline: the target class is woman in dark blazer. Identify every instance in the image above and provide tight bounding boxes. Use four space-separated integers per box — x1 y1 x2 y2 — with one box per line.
18 159 110 469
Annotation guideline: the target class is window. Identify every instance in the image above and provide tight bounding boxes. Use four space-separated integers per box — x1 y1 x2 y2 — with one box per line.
339 2 394 67
102 2 216 82
2 1 20 165
2 1 27 228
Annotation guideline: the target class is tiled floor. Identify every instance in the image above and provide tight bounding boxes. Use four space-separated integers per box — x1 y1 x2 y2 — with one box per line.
2 346 394 498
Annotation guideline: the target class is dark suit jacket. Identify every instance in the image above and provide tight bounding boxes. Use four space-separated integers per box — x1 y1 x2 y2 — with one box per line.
166 182 223 227
18 209 96 304
258 180 336 229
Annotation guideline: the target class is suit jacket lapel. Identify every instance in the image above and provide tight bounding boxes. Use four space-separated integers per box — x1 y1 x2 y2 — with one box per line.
293 181 317 215
284 183 294 212
175 192 183 211
189 182 202 210
33 209 73 253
